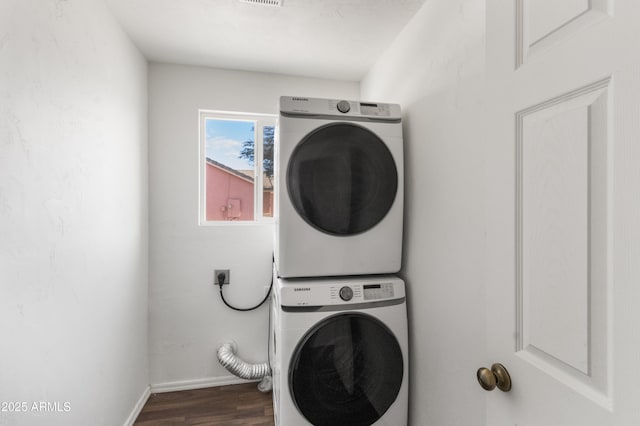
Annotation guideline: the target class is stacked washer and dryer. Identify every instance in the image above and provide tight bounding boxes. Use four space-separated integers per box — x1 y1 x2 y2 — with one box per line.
271 96 408 426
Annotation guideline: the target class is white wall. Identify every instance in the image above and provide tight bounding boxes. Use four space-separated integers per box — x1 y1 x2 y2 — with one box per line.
361 1 487 425
148 63 358 389
0 1 148 425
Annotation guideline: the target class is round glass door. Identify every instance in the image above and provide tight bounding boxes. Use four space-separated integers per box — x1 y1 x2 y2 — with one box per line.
286 123 398 236
289 313 404 426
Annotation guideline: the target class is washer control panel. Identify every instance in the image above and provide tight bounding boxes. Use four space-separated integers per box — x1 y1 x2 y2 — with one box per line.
278 276 404 307
362 283 395 300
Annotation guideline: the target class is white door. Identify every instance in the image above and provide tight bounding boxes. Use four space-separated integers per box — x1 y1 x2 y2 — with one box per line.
484 1 640 424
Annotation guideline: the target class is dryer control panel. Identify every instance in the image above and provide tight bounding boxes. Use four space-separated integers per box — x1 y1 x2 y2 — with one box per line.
280 96 402 121
278 275 405 307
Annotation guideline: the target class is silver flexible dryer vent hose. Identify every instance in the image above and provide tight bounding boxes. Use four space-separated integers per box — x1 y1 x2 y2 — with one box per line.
217 342 272 392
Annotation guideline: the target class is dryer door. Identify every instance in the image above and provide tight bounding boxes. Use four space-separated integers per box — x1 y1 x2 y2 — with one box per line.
289 312 404 426
286 123 398 236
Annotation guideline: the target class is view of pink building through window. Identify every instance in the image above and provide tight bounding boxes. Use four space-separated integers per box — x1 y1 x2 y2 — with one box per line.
203 117 274 221
205 159 255 220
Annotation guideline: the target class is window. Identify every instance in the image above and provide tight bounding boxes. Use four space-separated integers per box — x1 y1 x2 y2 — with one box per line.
199 110 276 223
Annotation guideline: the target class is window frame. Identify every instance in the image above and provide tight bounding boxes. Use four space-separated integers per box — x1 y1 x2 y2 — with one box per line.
198 109 277 226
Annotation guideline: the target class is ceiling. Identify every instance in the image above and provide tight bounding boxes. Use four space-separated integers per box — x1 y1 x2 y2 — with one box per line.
104 0 427 81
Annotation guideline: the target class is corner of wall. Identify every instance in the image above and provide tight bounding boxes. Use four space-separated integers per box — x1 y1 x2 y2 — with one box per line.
359 1 487 425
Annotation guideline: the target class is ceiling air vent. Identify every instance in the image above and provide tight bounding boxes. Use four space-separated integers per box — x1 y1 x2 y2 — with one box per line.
239 0 282 6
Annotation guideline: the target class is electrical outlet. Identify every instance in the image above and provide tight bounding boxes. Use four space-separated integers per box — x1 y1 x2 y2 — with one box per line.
215 269 230 285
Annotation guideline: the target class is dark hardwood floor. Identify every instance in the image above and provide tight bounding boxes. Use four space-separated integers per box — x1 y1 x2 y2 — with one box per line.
134 383 274 425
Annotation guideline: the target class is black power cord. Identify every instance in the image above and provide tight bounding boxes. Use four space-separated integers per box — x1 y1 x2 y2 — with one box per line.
217 257 274 312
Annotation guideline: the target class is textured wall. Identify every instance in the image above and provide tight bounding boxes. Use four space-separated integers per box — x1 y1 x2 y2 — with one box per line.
148 63 359 390
361 1 487 425
0 0 149 424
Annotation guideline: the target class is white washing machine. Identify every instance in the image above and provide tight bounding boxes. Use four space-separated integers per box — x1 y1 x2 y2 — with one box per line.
275 96 404 278
270 272 409 426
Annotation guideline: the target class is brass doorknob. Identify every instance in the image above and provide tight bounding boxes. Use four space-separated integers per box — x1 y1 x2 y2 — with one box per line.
477 363 512 392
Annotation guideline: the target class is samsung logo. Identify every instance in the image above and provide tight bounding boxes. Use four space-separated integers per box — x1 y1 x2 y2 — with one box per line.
294 287 311 292
291 97 309 101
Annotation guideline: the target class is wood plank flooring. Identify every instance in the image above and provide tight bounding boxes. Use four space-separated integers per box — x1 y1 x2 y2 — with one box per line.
134 383 274 425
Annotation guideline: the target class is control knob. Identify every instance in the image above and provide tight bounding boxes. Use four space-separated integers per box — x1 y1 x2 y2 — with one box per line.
336 100 351 113
339 286 353 301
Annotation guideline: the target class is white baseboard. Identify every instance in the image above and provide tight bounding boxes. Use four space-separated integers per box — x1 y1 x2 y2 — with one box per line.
150 375 257 393
123 385 150 426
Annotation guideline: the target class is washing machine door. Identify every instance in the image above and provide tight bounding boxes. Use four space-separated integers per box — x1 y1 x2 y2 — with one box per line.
289 312 404 426
287 123 398 236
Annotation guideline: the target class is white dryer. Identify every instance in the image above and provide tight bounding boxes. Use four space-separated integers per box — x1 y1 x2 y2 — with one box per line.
275 96 403 278
270 273 409 426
